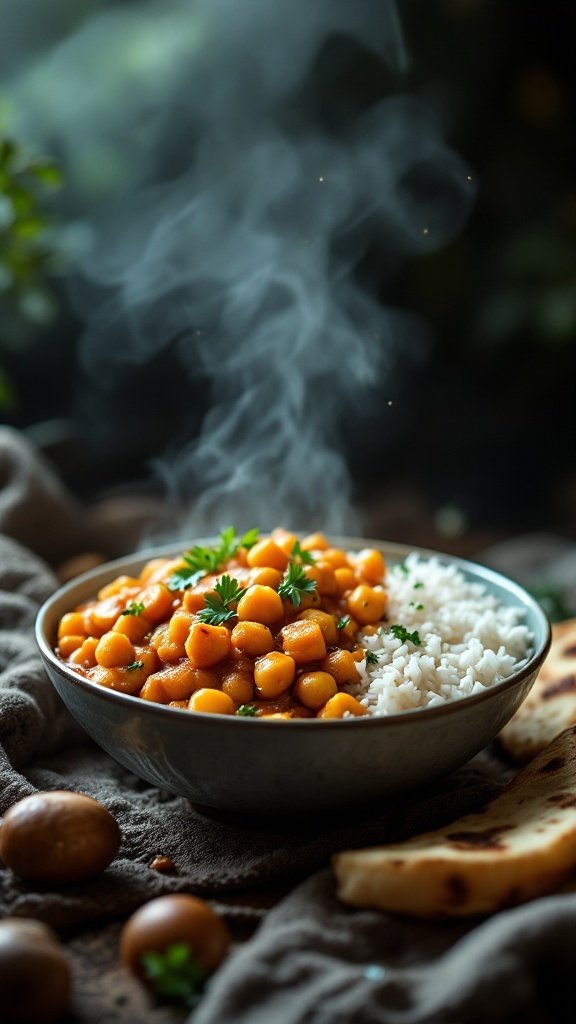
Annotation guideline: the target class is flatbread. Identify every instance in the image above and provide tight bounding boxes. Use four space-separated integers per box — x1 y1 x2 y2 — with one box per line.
498 618 576 763
333 724 576 918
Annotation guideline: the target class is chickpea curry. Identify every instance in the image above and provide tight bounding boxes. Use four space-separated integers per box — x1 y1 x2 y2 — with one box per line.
55 528 389 719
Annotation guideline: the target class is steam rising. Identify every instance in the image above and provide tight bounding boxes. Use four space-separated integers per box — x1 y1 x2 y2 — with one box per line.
4 0 475 536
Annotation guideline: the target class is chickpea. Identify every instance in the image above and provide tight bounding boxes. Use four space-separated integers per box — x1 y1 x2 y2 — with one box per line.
95 632 136 668
318 692 368 718
222 671 254 705
294 671 337 710
236 585 284 626
57 612 86 639
346 585 388 626
231 620 274 657
185 623 231 668
320 649 360 685
248 566 283 589
280 620 326 663
355 548 386 585
188 689 236 715
246 538 289 571
297 609 338 645
254 652 296 698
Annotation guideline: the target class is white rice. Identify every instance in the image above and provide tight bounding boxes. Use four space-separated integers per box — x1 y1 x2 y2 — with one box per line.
347 553 532 716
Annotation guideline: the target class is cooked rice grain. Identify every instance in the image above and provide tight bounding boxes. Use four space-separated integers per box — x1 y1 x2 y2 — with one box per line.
348 554 531 715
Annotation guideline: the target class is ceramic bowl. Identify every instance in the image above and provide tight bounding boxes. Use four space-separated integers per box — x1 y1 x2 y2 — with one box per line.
36 539 550 814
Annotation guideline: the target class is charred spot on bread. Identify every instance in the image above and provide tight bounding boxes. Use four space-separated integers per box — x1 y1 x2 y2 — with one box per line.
445 827 507 850
542 677 576 700
539 756 566 773
444 873 470 904
548 793 576 809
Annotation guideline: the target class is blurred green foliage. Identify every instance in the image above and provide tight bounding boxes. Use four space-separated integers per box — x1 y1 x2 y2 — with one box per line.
0 136 62 407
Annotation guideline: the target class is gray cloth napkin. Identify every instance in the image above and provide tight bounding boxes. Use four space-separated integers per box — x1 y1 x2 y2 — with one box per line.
0 426 573 1022
195 871 576 1024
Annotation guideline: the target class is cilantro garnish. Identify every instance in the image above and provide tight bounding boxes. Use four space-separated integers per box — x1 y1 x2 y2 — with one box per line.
239 527 260 550
125 660 145 671
120 601 146 617
277 562 317 607
236 704 259 717
197 575 247 625
388 624 421 646
140 943 205 1007
290 539 316 566
167 527 260 591
393 562 409 577
413 582 424 590
336 614 351 630
365 650 379 665
408 602 425 611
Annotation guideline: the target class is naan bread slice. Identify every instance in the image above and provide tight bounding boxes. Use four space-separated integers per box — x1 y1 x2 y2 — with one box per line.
499 618 576 762
333 725 576 918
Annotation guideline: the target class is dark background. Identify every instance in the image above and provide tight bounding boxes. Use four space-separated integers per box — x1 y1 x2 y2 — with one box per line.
1 0 574 550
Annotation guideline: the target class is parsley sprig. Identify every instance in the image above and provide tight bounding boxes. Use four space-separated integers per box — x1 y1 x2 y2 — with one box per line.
197 575 247 625
336 615 351 631
290 539 316 566
124 660 145 672
364 649 379 665
392 562 409 577
277 562 317 607
121 601 145 617
168 527 260 591
141 943 205 1007
388 624 421 646
236 704 259 717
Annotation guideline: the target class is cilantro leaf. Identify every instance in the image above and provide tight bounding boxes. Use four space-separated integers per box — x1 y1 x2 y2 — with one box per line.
336 615 351 630
197 575 247 625
124 660 145 671
240 528 260 550
277 562 317 607
388 624 421 646
408 602 425 611
236 704 259 717
364 649 379 665
140 943 206 1007
290 539 316 565
167 567 206 593
120 601 146 617
393 562 409 577
168 527 260 591
413 582 424 590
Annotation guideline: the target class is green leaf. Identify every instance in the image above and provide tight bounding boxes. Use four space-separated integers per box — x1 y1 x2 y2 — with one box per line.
336 615 351 630
240 527 260 550
26 161 63 189
0 139 17 169
388 624 421 646
168 527 260 591
197 575 247 625
364 649 379 665
290 539 316 565
124 660 145 671
236 704 259 717
277 562 317 607
392 562 409 577
413 582 424 590
167 567 206 592
140 943 206 1007
121 601 146 617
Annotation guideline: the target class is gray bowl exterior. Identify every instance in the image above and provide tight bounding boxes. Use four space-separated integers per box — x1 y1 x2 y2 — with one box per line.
36 540 551 814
